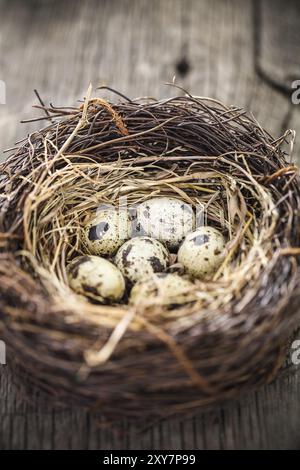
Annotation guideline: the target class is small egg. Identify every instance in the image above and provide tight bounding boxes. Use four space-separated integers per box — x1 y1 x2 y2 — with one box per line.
115 236 169 284
178 226 226 279
129 273 195 307
82 209 130 256
67 255 125 302
133 197 195 250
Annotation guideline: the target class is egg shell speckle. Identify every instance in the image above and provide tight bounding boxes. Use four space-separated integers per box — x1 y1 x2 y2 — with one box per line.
178 226 226 279
82 209 130 256
115 236 169 284
68 255 125 302
133 197 195 250
129 272 195 307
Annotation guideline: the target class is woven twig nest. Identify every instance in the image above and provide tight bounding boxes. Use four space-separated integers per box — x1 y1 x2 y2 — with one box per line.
1 88 300 419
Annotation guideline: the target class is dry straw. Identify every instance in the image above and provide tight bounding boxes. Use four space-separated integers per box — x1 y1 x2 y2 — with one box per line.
1 85 300 419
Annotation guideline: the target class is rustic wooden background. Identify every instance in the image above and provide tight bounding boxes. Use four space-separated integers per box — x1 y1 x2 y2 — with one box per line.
1 0 300 449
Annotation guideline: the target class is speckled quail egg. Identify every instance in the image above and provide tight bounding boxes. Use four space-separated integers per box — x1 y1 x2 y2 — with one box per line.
67 255 125 302
115 236 169 284
129 273 195 307
178 226 226 279
82 209 130 256
132 197 195 250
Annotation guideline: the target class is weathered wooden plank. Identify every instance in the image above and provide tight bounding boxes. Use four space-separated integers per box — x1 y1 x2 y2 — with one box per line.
1 0 300 450
1 0 299 156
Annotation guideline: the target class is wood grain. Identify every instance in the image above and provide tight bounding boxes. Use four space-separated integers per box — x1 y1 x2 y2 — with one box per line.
1 0 300 449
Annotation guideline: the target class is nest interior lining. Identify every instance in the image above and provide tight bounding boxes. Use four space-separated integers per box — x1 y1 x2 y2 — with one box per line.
0 90 300 418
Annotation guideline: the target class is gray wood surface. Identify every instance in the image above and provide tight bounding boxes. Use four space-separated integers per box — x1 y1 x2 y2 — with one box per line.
1 0 300 449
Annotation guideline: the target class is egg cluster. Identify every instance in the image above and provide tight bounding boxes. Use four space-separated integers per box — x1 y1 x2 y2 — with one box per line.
67 197 226 306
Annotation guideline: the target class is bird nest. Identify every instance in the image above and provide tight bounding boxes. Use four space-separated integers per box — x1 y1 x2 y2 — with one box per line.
1 87 300 419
